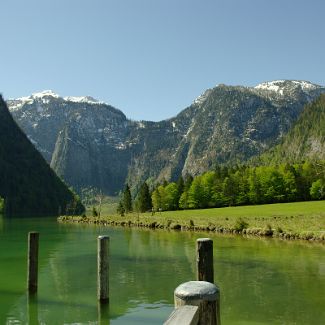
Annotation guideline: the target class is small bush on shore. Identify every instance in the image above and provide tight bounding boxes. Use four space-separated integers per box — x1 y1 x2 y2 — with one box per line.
234 218 249 232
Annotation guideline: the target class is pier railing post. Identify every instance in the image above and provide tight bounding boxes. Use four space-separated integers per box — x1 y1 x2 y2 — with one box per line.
196 238 214 283
27 232 39 294
97 235 109 303
174 281 220 325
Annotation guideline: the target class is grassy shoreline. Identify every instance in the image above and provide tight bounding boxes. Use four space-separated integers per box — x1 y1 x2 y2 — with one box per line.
58 200 325 242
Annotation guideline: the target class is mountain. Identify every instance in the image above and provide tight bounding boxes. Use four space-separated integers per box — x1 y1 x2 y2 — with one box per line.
8 90 138 194
7 81 325 194
0 95 84 217
258 93 325 164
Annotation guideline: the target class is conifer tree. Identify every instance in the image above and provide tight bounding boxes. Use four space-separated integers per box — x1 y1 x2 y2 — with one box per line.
136 182 152 212
117 201 125 216
176 176 184 208
184 174 193 190
123 184 133 213
177 176 184 194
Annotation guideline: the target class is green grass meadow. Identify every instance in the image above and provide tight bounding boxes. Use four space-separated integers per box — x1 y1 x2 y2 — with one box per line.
81 200 325 239
160 200 325 235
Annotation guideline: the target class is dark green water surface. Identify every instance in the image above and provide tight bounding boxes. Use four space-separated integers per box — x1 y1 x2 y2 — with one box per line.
0 217 324 324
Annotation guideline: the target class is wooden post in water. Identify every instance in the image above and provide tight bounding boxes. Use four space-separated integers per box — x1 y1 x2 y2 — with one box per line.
27 232 39 294
174 281 220 325
97 235 109 303
196 238 214 283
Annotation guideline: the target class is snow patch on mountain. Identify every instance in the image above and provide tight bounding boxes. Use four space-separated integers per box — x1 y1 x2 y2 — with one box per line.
291 80 319 90
193 88 213 105
13 90 59 102
255 80 320 94
64 96 103 104
137 122 146 128
255 80 285 92
8 90 59 110
31 90 60 99
8 91 104 111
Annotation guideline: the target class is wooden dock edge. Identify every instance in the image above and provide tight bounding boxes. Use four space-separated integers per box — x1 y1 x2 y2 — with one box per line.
163 305 199 325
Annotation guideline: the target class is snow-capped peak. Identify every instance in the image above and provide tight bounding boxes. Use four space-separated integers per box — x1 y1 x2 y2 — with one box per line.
8 91 105 111
255 80 320 93
64 95 103 104
12 90 60 105
31 90 60 99
254 80 285 92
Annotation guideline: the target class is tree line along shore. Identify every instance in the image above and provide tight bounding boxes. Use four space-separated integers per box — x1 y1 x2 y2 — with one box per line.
115 161 325 217
58 200 325 242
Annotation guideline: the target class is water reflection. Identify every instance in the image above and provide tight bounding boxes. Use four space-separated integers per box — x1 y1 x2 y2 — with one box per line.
98 302 110 325
27 293 38 325
0 219 324 324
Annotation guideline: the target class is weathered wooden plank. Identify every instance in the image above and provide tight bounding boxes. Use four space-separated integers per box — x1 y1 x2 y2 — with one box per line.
163 305 199 325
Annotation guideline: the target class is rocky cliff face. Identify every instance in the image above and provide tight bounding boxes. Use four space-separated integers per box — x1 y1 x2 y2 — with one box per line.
126 80 325 187
0 95 83 217
8 91 132 193
7 81 325 194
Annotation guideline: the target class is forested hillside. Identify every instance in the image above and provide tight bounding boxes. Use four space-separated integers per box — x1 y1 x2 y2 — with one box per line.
0 95 84 217
259 94 325 163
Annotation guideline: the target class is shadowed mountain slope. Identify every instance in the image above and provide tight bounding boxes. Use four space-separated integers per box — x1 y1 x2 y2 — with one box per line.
0 95 84 217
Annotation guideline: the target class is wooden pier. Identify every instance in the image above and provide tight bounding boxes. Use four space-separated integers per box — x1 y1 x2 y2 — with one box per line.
25 232 219 323
164 237 220 325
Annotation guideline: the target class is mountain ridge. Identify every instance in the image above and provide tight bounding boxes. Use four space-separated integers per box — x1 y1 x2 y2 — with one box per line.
7 80 325 194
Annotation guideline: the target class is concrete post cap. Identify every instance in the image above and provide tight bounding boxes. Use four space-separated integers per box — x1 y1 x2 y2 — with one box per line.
175 281 219 301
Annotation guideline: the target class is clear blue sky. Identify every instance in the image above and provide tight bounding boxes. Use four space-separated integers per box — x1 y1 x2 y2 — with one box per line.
1 0 324 121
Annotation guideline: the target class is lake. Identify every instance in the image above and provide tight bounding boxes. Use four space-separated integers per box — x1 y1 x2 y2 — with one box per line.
0 217 324 324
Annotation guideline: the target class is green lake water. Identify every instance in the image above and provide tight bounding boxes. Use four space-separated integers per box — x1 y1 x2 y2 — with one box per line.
0 217 324 324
